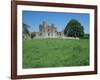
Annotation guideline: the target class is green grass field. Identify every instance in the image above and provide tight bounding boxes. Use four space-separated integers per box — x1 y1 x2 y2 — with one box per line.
23 38 89 68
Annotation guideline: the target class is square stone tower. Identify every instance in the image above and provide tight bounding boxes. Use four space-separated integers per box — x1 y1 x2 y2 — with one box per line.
39 21 57 38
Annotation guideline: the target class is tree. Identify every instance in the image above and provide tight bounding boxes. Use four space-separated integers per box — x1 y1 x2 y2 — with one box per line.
31 32 36 38
23 23 30 35
64 19 84 38
83 33 89 39
23 23 30 39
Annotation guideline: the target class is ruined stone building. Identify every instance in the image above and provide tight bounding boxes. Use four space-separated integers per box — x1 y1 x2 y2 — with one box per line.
32 21 65 38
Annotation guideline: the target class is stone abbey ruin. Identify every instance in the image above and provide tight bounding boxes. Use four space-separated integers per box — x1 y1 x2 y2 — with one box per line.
32 21 65 38
23 21 80 39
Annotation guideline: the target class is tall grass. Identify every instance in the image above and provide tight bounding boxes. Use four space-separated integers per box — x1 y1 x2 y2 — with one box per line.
23 38 89 68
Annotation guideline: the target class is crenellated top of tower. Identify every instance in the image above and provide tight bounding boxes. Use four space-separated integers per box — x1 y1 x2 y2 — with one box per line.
39 21 56 29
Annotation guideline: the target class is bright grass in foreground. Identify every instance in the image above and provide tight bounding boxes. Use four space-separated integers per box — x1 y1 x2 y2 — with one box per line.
23 38 89 68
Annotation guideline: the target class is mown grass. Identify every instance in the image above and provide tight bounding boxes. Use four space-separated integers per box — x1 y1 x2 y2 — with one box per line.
23 38 89 68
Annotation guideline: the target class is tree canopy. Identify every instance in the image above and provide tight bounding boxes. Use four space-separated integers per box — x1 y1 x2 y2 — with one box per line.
23 23 30 35
31 32 36 38
64 19 84 38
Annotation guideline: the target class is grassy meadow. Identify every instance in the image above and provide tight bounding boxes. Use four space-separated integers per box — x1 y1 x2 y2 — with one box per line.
23 38 89 68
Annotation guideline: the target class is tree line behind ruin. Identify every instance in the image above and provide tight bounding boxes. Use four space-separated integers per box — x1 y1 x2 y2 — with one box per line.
23 19 89 39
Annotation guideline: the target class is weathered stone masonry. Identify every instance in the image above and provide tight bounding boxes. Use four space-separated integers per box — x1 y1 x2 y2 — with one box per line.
33 21 64 38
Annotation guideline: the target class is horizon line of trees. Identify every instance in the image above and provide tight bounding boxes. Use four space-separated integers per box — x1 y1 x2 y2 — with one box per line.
23 19 89 39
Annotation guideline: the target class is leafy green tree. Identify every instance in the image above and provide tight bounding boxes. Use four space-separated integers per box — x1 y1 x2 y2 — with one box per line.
64 19 84 38
82 33 89 39
23 23 30 35
23 23 30 39
31 32 36 38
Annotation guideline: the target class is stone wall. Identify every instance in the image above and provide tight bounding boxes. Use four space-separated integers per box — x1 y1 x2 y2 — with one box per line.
33 21 65 38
